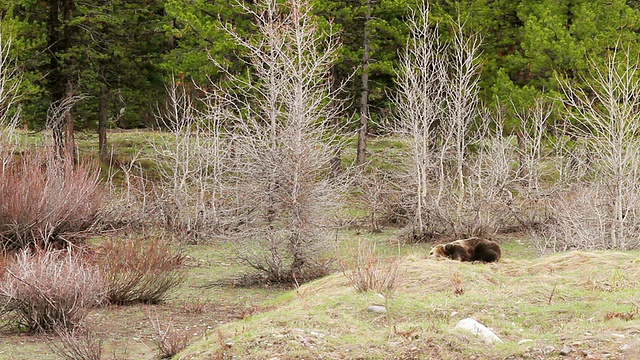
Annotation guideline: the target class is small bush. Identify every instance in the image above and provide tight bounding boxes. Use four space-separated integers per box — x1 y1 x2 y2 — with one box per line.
0 152 104 250
151 316 191 359
92 236 185 305
46 326 103 360
339 240 403 295
0 249 105 332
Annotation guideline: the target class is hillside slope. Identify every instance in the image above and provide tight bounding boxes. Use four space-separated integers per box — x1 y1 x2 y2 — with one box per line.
179 250 640 359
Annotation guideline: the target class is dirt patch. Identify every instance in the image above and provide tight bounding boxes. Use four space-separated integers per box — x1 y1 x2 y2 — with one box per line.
0 290 262 360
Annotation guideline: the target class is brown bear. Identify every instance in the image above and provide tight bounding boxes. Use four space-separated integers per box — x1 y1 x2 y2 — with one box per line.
429 237 501 263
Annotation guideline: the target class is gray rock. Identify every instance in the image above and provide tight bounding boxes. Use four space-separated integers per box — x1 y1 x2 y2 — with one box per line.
454 318 503 344
560 345 572 356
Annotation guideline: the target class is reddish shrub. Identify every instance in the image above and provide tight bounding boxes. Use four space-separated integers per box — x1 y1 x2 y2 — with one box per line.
0 152 105 250
91 236 185 305
0 249 105 332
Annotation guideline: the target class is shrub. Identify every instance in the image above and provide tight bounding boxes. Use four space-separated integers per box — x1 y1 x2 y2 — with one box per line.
46 326 103 360
340 240 403 295
92 236 185 305
150 316 191 359
0 249 104 332
0 152 105 250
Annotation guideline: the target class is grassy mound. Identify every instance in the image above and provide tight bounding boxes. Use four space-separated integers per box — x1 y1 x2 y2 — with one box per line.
179 250 640 359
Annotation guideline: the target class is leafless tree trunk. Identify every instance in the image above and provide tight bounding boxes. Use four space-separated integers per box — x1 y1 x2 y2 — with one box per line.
98 84 109 163
45 93 85 163
356 0 371 168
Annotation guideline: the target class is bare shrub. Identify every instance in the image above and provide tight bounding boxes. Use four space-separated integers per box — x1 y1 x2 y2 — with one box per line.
451 270 464 296
101 151 154 231
92 236 185 305
0 249 104 332
539 183 640 252
357 169 401 232
0 152 105 250
150 315 191 359
47 326 103 360
208 0 347 283
340 240 403 295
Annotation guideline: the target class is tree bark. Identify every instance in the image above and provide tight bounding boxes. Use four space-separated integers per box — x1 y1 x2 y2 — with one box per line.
356 0 371 167
48 0 65 156
98 85 109 162
63 0 76 163
47 0 76 161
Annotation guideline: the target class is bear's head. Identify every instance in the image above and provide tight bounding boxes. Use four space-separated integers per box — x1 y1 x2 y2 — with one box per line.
429 244 447 258
429 242 473 261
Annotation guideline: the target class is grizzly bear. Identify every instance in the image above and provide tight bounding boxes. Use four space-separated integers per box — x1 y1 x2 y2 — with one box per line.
429 237 501 263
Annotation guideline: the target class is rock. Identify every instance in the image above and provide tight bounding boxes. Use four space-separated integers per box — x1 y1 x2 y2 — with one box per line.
620 344 631 352
367 305 387 314
581 350 594 359
539 346 556 355
454 318 503 344
559 345 572 355
518 339 534 346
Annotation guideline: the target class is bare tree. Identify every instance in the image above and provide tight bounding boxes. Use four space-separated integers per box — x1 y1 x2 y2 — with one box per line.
0 33 21 172
392 4 448 236
209 0 347 283
512 98 551 192
394 6 492 238
441 15 483 232
45 94 86 163
151 76 227 241
556 45 640 249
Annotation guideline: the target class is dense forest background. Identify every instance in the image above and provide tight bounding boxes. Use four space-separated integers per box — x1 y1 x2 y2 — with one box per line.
3 0 640 136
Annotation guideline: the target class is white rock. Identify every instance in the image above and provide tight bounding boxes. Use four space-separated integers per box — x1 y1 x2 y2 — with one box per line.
454 318 503 344
367 305 387 314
